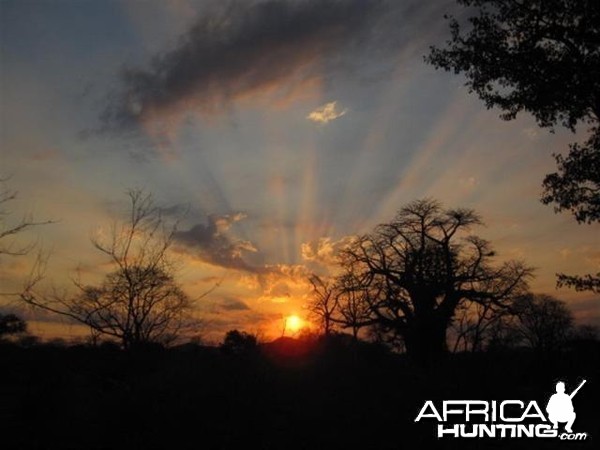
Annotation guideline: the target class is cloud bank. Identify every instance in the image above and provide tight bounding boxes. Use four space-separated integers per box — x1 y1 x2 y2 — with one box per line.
174 213 259 272
102 0 395 132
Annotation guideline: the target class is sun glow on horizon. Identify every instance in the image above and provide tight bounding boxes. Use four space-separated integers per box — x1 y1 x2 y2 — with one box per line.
285 315 305 334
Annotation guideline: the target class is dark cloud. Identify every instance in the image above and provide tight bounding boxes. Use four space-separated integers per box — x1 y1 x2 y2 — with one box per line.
102 0 404 132
160 203 189 218
174 213 261 272
219 297 251 311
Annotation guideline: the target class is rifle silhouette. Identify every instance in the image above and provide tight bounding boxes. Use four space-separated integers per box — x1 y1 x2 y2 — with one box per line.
569 380 586 399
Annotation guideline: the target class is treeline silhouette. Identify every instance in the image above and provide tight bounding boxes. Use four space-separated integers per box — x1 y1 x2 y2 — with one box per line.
305 200 596 362
12 195 595 359
1 332 598 449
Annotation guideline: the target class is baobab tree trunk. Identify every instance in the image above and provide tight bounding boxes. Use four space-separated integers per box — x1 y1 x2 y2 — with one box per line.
403 314 449 362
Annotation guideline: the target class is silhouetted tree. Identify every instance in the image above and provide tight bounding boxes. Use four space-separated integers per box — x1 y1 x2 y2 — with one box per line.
512 294 573 352
450 301 511 352
546 132 600 294
0 178 53 257
542 131 600 225
21 189 194 349
336 271 376 340
426 0 600 291
569 323 599 342
338 199 532 360
557 271 600 294
221 329 258 355
307 275 339 336
485 315 523 351
70 266 190 348
427 0 599 136
0 177 54 304
0 312 27 339
16 334 39 348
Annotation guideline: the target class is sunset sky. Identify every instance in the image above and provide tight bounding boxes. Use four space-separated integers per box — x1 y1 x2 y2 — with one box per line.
1 0 598 342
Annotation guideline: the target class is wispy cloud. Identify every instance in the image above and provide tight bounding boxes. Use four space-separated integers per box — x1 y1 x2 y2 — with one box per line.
174 213 259 272
301 236 354 267
306 101 347 124
254 264 312 304
218 297 251 311
101 0 417 133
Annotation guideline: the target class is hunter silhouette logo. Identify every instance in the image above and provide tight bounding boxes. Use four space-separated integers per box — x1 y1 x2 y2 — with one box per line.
415 379 588 440
546 380 585 433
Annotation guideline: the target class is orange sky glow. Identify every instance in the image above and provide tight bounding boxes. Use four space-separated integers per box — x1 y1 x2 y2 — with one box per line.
1 0 598 345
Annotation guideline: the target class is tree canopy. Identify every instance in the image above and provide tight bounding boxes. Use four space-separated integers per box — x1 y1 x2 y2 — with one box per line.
512 294 573 352
426 0 600 222
426 0 600 131
426 0 600 291
0 312 27 339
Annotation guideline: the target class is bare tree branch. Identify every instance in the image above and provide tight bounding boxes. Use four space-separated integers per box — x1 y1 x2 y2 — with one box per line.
19 189 201 349
0 177 55 256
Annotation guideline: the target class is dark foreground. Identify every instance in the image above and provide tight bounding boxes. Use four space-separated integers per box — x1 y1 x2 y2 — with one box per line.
1 337 598 450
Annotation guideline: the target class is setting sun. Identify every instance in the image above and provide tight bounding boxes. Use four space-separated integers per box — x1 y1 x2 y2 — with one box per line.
285 315 304 334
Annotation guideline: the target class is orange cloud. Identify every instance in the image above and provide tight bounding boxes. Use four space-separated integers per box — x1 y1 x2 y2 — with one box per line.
301 236 355 269
306 101 348 124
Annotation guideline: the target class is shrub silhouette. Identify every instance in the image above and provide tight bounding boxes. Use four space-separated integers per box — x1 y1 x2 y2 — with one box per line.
221 329 258 355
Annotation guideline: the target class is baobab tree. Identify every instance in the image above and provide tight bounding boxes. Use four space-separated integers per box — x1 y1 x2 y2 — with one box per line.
338 199 532 360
